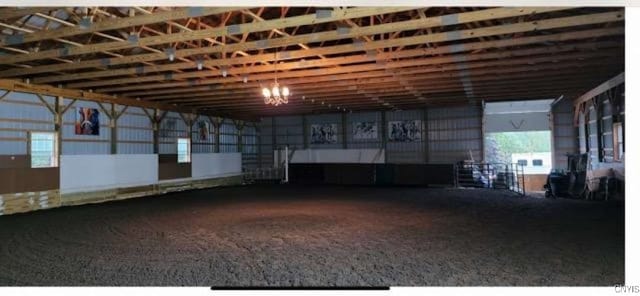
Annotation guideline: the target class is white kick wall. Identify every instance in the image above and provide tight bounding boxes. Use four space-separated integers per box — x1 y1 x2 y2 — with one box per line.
60 153 242 194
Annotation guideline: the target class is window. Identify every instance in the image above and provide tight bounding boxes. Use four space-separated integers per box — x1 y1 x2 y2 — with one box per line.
613 122 624 161
532 159 543 166
177 138 191 163
30 132 58 168
517 159 528 166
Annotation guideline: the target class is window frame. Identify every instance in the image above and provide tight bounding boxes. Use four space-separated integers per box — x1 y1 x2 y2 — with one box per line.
177 137 191 163
517 159 528 167
613 122 624 162
532 159 543 166
29 131 58 168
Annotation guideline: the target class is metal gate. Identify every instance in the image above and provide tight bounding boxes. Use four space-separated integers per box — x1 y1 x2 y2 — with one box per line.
243 146 290 184
454 162 526 195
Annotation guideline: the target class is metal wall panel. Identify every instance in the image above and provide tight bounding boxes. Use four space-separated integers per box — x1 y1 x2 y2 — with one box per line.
600 100 614 162
191 115 216 154
1 90 256 167
578 112 587 153
117 106 154 154
159 111 188 154
219 119 238 153
427 106 482 163
552 99 577 169
274 115 303 149
242 125 258 169
587 106 599 164
260 106 483 165
258 118 274 168
0 91 54 155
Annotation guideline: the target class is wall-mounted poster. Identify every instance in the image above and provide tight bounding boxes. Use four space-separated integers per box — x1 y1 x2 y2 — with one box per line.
160 118 177 138
388 120 422 142
310 123 338 144
75 107 100 135
197 120 210 141
352 121 378 140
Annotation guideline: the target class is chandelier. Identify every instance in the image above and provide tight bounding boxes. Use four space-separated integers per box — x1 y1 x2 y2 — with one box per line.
262 51 290 106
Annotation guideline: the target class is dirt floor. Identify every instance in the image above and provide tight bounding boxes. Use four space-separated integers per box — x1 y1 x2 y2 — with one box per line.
0 185 624 286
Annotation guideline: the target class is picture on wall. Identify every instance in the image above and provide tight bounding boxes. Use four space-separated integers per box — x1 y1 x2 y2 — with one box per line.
74 107 100 135
352 121 378 140
160 118 177 138
310 123 338 144
197 120 210 141
388 120 422 142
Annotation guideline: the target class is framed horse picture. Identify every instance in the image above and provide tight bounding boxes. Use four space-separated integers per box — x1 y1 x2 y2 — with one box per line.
75 107 100 135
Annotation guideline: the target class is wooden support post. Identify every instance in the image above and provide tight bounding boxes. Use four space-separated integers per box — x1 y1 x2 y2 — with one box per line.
341 113 348 149
54 97 62 160
179 112 196 157
595 99 604 162
113 106 128 154
234 120 245 153
302 115 309 149
0 90 11 101
209 116 223 153
423 108 429 163
256 123 262 168
142 108 167 154
97 102 118 154
381 110 387 162
35 94 64 158
110 104 118 154
272 117 277 166
480 102 486 162
152 116 160 154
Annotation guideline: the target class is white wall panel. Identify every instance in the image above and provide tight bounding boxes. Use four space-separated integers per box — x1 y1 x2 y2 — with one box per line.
280 149 385 164
191 153 242 179
60 154 158 194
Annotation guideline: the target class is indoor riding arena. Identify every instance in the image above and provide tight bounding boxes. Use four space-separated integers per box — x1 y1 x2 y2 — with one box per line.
0 6 626 287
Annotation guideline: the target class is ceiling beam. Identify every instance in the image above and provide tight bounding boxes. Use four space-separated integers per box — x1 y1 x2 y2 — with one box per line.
573 72 624 106
96 46 621 93
64 40 622 89
0 7 416 65
181 74 611 106
29 26 623 84
0 7 576 74
0 7 243 47
122 58 622 99
0 79 254 120
206 87 585 113
0 7 57 20
156 73 614 104
143 69 615 102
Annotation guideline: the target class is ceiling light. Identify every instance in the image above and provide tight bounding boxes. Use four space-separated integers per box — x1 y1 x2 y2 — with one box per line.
243 75 248 83
262 51 290 106
164 48 175 62
196 58 204 70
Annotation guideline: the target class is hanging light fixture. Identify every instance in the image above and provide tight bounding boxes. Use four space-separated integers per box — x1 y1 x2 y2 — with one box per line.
196 57 204 70
262 51 290 106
